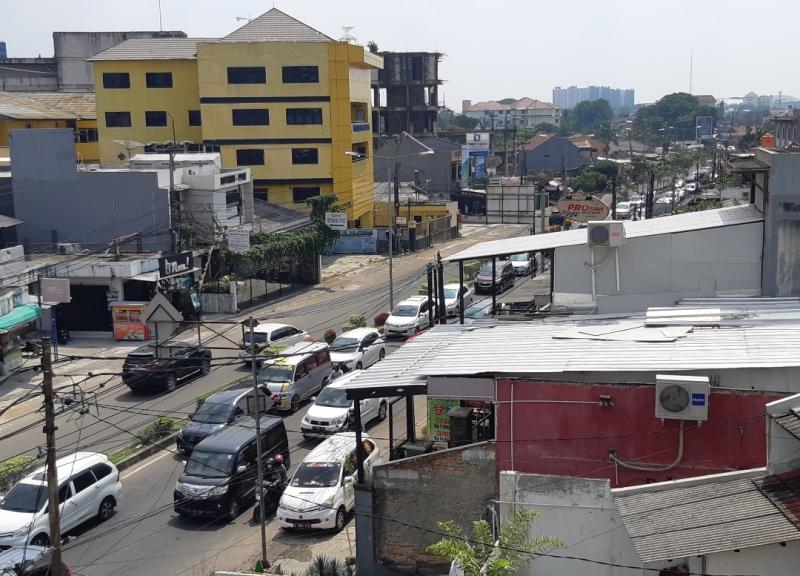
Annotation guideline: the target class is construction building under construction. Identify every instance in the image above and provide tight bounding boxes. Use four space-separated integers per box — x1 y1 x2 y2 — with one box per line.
372 52 442 136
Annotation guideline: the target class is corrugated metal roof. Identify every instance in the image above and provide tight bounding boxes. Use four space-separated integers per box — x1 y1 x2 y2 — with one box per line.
444 204 764 262
0 92 95 121
614 472 800 563
774 411 800 441
88 38 216 61
646 298 800 326
223 8 332 42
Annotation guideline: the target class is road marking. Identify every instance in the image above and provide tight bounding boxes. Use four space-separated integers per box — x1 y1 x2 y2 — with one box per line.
121 450 173 480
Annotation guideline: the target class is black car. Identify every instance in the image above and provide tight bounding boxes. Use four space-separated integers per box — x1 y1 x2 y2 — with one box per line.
122 342 211 393
474 260 515 294
177 385 274 455
174 416 289 521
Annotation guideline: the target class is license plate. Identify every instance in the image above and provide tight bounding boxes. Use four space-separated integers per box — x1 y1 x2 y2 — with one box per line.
296 521 312 529
312 426 325 431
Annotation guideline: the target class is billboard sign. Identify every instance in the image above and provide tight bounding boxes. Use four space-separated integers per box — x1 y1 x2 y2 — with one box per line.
465 132 491 152
696 116 713 141
427 398 462 443
226 228 250 254
472 150 489 180
556 195 610 223
324 212 348 231
460 145 471 185
41 278 71 304
329 229 378 254
158 251 193 278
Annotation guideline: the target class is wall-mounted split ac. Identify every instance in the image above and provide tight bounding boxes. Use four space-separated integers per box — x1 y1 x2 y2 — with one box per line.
654 374 710 422
587 221 625 248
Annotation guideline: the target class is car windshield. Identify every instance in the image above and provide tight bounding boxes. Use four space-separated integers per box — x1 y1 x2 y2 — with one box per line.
0 482 47 513
291 462 342 488
243 332 268 345
315 386 351 408
259 363 295 383
479 264 494 275
443 288 458 299
331 337 359 354
510 254 528 262
184 450 234 478
192 402 235 424
391 305 417 317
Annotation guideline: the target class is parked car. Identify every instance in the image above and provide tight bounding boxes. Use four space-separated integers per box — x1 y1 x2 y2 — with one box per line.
384 296 434 338
329 328 385 371
174 416 289 521
300 372 387 439
0 452 121 548
474 260 515 294
277 432 382 532
0 545 72 575
463 297 493 320
239 323 308 367
258 342 332 412
176 383 274 455
508 253 534 276
122 342 211 393
614 201 631 220
442 283 474 317
685 182 698 193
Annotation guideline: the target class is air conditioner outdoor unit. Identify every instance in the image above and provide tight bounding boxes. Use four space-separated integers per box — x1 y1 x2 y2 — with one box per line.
654 374 710 422
587 221 625 248
57 243 80 255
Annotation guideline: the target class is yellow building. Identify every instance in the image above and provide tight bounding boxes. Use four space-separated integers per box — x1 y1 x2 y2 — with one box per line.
0 92 98 162
90 9 382 226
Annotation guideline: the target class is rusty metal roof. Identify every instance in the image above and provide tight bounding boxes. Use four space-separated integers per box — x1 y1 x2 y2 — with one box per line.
88 38 216 61
223 8 332 42
0 92 95 120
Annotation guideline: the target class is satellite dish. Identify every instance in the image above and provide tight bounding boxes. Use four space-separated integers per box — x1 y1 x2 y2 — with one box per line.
113 139 145 161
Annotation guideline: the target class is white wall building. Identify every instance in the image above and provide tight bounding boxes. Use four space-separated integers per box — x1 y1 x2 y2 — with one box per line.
461 97 560 129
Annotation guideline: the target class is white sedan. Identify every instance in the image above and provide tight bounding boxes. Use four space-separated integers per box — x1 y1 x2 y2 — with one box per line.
329 328 385 371
443 283 474 317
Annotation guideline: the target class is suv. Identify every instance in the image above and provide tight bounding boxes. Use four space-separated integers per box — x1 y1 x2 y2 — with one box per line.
300 372 388 439
239 323 308 367
177 383 275 455
329 328 385 371
174 416 289 521
0 545 71 575
474 260 515 294
122 342 211 393
0 452 121 548
384 296 434 338
258 342 332 412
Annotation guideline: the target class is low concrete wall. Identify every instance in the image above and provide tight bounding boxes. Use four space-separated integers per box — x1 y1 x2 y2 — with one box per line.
200 292 237 314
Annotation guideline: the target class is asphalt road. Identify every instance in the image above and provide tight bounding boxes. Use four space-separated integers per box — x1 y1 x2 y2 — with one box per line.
0 224 528 576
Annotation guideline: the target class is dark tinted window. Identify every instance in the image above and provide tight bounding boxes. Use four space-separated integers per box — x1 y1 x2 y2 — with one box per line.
105 112 131 128
291 148 319 164
236 149 264 166
271 327 290 341
254 187 268 202
292 187 320 203
58 483 71 503
75 128 98 143
227 67 266 84
146 72 173 88
103 73 130 89
265 426 287 456
316 350 330 364
72 470 96 494
145 111 167 127
286 108 322 125
232 109 269 126
282 66 319 83
226 190 241 206
91 463 113 481
188 110 201 126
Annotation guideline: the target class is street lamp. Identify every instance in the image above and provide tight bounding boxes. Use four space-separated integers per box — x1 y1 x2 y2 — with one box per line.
345 141 434 310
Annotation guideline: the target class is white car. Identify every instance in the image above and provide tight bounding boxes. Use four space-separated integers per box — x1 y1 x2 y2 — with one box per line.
442 283 474 317
615 201 631 219
278 432 382 532
300 372 388 439
508 254 533 276
239 322 308 365
329 328 385 371
384 296 434 338
0 452 121 547
685 183 698 193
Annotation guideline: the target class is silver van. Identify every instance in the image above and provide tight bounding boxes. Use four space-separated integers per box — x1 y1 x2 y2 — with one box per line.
258 342 332 412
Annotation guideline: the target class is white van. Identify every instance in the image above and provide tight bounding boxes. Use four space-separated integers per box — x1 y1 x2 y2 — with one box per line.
277 432 381 532
300 372 388 439
258 342 332 412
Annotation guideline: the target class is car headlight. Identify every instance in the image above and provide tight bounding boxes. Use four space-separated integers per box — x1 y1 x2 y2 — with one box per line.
207 485 227 497
278 496 286 508
334 415 347 426
175 481 188 493
302 415 310 423
12 526 29 537
324 495 336 508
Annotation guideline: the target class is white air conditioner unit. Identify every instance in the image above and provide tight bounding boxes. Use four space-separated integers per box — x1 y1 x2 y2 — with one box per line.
654 374 710 422
587 220 625 248
57 243 80 255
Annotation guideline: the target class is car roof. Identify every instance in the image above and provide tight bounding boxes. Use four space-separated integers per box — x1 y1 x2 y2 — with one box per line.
251 322 296 334
398 295 428 304
24 452 109 484
443 283 465 289
194 416 284 453
0 545 49 571
338 327 377 339
270 341 327 362
202 387 254 404
303 432 372 463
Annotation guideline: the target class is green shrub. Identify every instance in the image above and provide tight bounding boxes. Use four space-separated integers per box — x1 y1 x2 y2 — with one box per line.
0 455 37 492
464 261 481 282
342 314 367 332
138 417 176 445
324 328 337 344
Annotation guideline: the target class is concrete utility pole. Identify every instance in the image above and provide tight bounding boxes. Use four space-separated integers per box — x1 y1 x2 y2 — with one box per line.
247 317 269 570
387 164 396 310
41 336 65 576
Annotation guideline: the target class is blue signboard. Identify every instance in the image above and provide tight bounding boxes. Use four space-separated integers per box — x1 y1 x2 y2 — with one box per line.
473 150 489 180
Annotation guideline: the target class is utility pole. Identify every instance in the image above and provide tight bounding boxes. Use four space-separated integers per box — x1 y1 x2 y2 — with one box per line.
247 318 268 570
646 171 655 219
436 252 447 325
387 163 396 310
611 176 617 220
41 336 65 576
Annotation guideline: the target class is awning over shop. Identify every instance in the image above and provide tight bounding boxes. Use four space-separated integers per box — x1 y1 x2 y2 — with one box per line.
0 304 41 331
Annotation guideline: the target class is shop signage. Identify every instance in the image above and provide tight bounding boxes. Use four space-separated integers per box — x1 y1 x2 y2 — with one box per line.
41 278 71 304
158 251 193 278
395 216 407 226
427 398 462 443
556 194 610 223
325 212 348 231
227 228 251 254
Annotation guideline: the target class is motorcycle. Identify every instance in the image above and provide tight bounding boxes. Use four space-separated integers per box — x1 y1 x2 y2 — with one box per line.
252 462 288 523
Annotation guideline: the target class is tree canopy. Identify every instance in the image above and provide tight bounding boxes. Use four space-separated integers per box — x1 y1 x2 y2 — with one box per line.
563 99 613 134
633 92 717 146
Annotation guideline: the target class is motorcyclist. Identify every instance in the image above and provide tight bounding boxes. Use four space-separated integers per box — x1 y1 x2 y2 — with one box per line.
253 454 287 523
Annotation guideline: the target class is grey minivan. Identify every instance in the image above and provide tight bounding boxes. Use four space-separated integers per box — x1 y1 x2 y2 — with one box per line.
258 342 332 412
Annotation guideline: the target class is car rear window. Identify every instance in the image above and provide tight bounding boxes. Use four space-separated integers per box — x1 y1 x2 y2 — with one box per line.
91 463 113 480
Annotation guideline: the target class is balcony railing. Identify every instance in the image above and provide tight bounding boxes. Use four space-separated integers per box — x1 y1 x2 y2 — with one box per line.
352 122 370 132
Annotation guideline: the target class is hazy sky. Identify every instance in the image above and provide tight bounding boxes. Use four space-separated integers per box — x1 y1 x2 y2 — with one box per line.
3 0 797 107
